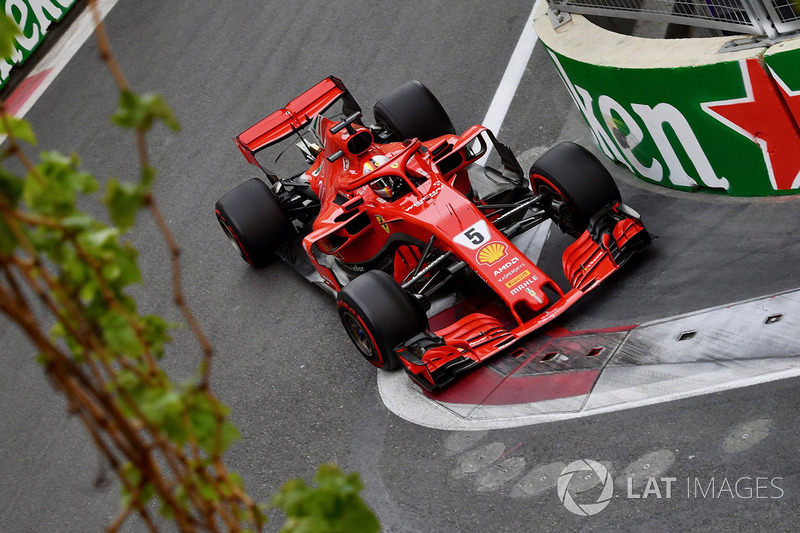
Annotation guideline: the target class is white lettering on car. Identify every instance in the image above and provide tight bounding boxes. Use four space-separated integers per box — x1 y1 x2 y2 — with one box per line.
404 182 444 212
510 278 538 295
492 257 520 276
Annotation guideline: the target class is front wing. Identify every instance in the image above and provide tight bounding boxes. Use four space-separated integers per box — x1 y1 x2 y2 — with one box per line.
396 204 650 390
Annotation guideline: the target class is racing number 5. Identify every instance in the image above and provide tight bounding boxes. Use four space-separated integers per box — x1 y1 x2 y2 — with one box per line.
454 220 491 250
464 228 485 246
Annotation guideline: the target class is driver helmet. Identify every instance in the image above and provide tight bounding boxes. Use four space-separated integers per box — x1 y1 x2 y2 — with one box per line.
363 154 388 174
364 155 394 199
371 176 395 199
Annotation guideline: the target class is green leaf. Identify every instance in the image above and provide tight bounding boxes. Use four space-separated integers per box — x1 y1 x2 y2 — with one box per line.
111 90 180 132
140 482 155 506
140 387 183 425
196 474 220 503
116 242 142 286
0 166 23 205
78 280 99 303
59 246 97 302
119 462 154 508
188 400 216 447
158 496 175 520
162 415 188 445
116 368 140 392
271 464 380 533
219 420 241 452
141 314 171 358
228 472 244 489
78 227 119 252
23 151 97 217
180 391 240 454
119 462 141 507
0 217 17 254
103 177 146 230
0 13 21 62
0 114 37 145
60 213 96 231
99 310 142 356
49 320 87 364
110 90 140 130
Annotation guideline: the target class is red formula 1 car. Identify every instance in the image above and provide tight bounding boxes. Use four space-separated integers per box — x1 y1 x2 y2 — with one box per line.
215 77 650 390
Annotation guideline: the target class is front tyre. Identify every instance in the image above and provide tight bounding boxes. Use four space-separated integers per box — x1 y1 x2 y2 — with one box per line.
215 178 293 267
529 142 621 237
337 271 427 371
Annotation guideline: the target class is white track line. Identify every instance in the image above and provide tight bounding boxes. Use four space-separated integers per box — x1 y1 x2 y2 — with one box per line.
476 0 541 167
1 0 120 142
380 289 800 430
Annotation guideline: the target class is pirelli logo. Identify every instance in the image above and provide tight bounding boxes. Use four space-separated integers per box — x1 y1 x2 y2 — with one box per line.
505 270 531 288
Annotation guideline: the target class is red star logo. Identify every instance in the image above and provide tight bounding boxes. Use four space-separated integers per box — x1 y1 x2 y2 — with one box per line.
768 65 800 127
702 58 800 191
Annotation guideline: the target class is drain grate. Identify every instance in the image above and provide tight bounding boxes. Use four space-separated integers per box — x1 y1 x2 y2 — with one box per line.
511 348 526 358
541 352 560 362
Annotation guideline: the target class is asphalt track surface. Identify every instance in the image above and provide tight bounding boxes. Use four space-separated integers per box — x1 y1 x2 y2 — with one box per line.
2 1 800 531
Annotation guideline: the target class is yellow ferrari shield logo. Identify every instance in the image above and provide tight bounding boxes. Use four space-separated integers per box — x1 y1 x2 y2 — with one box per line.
375 215 390 233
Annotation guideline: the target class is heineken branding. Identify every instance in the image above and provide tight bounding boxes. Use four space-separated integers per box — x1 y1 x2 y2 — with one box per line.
542 39 800 196
1 0 76 89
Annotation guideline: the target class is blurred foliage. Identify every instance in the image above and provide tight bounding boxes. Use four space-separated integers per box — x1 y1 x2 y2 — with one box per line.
112 90 180 132
0 13 21 60
272 464 381 533
0 8 377 533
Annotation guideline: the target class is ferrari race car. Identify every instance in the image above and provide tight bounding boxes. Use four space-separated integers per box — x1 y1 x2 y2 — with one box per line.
215 77 650 390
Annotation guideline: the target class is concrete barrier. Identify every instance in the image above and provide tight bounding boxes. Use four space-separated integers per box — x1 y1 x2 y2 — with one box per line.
534 4 800 196
1 0 77 90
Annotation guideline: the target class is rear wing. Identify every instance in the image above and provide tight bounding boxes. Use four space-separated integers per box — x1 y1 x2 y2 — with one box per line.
234 76 360 166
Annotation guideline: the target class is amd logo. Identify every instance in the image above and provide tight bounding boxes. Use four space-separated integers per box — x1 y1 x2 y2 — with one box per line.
493 257 520 276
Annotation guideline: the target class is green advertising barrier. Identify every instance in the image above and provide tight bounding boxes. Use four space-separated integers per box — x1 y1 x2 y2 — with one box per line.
765 39 800 134
534 5 800 196
1 0 77 90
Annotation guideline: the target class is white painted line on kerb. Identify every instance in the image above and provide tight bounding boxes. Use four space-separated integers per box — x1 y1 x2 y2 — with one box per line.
379 289 800 430
476 0 542 167
1 0 120 139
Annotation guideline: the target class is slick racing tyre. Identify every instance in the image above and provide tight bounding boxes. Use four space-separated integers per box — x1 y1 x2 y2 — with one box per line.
215 178 293 267
337 270 427 371
373 80 456 142
529 142 621 238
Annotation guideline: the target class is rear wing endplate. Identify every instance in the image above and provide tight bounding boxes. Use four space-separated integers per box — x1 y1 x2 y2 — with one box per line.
234 76 359 166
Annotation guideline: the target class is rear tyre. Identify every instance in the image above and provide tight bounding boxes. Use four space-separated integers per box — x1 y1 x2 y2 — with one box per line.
215 178 293 267
529 142 621 237
337 271 427 371
373 80 456 141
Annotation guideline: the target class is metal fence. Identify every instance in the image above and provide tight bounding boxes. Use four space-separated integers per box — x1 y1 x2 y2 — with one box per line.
763 0 800 32
545 0 800 37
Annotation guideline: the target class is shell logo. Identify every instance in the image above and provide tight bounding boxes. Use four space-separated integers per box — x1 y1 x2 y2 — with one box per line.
477 242 507 265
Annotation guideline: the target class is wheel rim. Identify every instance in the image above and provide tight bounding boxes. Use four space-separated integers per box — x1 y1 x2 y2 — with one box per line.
341 311 377 359
217 217 247 259
537 182 581 236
